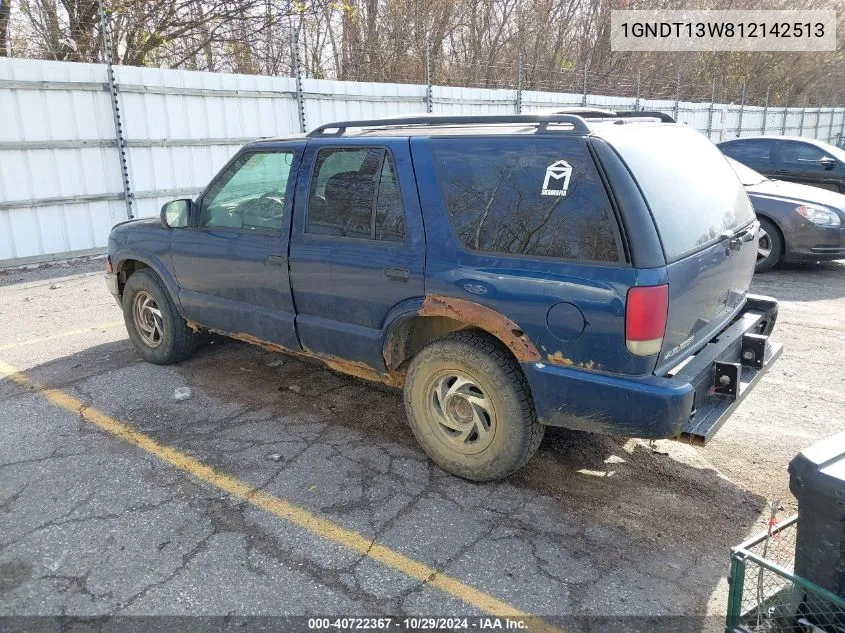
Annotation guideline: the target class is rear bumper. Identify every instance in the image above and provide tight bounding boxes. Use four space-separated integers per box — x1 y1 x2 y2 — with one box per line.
524 294 781 443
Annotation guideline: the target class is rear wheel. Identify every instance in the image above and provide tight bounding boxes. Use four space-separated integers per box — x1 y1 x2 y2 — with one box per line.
122 270 196 364
755 217 784 273
403 331 544 481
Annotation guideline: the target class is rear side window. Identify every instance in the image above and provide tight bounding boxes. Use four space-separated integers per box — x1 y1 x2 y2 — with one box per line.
721 139 773 162
306 147 405 242
607 126 756 261
429 138 621 263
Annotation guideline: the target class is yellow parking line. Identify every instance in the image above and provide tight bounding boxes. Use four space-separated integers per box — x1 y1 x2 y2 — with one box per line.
0 321 124 351
0 360 563 633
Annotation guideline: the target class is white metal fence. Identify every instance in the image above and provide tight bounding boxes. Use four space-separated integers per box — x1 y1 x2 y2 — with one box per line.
2 57 845 266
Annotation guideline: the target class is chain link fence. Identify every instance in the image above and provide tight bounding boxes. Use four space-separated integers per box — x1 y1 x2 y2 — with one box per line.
727 515 845 633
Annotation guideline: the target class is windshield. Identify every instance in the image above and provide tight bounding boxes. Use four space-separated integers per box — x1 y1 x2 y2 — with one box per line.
726 157 767 186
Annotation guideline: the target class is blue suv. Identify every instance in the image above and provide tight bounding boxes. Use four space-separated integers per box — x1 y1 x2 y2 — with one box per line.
106 114 781 481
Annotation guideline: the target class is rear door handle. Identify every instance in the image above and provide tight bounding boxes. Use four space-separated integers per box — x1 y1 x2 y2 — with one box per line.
266 254 287 267
384 267 409 282
776 169 790 174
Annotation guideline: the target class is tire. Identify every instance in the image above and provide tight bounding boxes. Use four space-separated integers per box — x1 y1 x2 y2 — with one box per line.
755 217 784 273
403 330 544 481
122 269 196 365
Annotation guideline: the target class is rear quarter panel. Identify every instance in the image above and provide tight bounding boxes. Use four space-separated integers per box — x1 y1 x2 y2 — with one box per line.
410 137 662 377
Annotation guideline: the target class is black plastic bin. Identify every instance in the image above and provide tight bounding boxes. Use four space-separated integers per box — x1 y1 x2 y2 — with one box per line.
788 430 845 598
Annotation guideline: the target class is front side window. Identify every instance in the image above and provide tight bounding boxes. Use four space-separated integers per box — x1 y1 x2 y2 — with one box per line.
429 137 620 262
306 147 405 241
200 151 293 232
779 141 830 165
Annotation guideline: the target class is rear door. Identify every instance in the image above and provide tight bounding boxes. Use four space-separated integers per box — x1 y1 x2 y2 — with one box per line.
608 125 758 373
288 138 425 369
171 143 303 350
719 138 776 176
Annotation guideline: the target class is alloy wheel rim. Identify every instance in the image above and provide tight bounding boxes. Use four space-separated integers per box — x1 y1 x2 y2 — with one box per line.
426 371 496 455
757 228 772 262
132 290 164 348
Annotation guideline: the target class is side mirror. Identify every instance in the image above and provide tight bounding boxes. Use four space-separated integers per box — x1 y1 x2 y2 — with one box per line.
820 156 837 170
161 199 191 229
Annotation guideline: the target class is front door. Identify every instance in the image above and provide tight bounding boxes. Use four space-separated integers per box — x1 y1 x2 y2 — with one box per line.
288 139 425 369
171 143 303 351
775 140 845 192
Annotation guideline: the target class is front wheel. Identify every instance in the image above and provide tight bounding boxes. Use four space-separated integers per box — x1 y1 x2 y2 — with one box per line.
122 269 196 364
755 217 784 273
403 331 544 481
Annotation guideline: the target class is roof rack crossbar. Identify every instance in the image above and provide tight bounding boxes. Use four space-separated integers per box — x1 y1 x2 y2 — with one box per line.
553 108 676 124
549 108 618 118
306 114 591 137
613 110 676 123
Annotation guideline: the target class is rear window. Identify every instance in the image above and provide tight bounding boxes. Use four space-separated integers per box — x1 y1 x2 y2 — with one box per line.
429 137 621 263
607 126 756 261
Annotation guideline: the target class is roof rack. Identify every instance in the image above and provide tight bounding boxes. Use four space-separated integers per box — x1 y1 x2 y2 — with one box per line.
550 107 618 117
614 110 676 123
306 114 592 137
553 108 676 123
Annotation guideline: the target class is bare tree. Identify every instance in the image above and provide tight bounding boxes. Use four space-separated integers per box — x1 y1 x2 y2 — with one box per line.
4 0 845 104
0 0 10 56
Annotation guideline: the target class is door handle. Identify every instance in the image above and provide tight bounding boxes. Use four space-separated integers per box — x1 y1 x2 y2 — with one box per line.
384 267 410 282
266 254 287 267
776 169 790 174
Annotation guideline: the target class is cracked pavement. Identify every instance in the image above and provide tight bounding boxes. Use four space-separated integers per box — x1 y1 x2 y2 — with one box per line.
1 258 844 630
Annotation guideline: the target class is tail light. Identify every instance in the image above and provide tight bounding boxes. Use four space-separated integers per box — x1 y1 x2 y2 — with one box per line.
106 257 114 273
625 284 669 357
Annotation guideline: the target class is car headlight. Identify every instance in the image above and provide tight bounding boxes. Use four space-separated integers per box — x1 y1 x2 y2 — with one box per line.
795 205 841 226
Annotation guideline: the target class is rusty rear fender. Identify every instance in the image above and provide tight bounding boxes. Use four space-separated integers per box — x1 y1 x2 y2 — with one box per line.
381 294 542 371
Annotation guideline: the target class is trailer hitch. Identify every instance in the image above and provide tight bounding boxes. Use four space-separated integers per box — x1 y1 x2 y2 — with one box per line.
714 362 741 398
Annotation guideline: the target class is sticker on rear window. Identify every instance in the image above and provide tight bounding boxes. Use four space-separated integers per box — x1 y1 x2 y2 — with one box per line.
541 160 573 196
